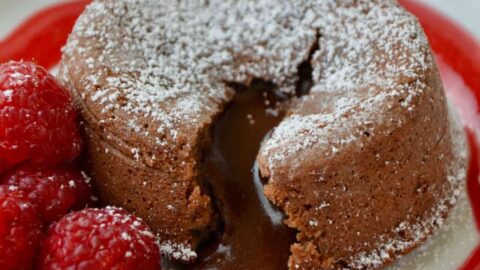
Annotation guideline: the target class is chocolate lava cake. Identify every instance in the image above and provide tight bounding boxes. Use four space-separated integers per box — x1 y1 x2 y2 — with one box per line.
59 0 469 269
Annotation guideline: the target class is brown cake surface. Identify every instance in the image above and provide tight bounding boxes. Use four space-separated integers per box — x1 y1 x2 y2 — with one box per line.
59 0 468 268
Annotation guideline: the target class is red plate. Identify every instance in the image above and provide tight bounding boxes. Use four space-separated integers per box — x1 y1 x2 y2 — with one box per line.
1 0 479 268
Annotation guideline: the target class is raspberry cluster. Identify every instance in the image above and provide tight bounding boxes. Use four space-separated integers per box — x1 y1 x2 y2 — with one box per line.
0 62 161 270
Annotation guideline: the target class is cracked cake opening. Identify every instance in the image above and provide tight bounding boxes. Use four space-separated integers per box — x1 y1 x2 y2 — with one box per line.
164 80 296 269
165 43 320 268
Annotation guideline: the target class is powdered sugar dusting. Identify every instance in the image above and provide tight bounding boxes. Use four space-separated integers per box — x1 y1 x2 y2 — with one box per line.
60 0 322 257
60 0 449 265
349 102 468 269
160 240 197 262
62 0 317 153
260 0 432 173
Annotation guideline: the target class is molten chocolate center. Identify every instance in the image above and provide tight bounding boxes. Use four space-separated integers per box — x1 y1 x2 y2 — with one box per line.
161 81 296 269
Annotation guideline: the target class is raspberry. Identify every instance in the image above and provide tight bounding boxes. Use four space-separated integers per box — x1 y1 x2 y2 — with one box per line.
38 207 161 270
0 185 43 270
2 165 93 223
0 61 81 173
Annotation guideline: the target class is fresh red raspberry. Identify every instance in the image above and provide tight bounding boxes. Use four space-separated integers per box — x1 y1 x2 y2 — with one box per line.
0 61 81 173
38 207 161 270
2 165 93 223
0 185 43 270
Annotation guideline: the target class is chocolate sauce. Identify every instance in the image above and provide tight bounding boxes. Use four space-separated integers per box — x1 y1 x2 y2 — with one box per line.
164 81 295 269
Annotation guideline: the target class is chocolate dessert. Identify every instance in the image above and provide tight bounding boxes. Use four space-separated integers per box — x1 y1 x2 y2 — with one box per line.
59 0 468 269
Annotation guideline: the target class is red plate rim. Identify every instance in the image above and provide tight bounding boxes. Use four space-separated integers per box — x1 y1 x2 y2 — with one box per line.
399 0 480 102
0 1 480 269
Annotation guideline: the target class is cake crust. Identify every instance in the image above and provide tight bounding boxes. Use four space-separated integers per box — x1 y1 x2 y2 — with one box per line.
60 0 468 268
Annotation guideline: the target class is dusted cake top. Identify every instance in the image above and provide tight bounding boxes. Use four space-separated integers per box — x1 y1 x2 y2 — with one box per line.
60 0 468 269
62 0 428 167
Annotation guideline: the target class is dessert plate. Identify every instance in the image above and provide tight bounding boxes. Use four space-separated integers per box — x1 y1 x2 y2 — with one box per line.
0 0 479 269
